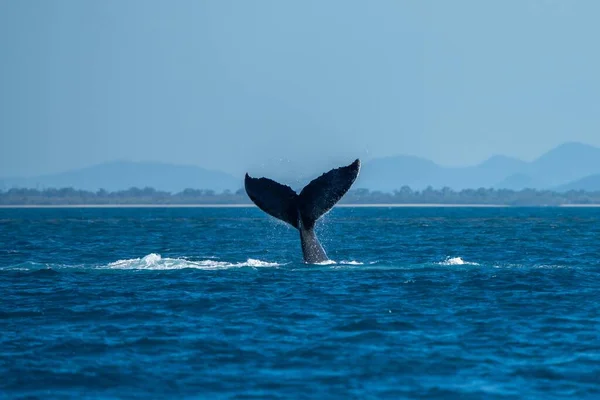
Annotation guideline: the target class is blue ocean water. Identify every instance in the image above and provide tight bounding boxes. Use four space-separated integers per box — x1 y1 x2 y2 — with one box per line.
1 206 599 399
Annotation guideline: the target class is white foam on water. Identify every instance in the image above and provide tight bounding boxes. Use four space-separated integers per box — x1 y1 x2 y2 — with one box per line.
437 256 480 266
534 264 569 269
311 259 365 267
104 253 280 270
314 260 337 266
338 260 364 265
491 263 571 269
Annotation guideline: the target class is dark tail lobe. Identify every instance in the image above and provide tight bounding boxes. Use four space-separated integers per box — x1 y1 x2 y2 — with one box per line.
244 174 300 229
297 159 361 229
244 159 361 229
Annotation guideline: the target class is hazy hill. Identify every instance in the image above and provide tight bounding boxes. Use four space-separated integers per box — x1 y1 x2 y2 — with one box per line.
0 161 242 193
475 155 529 185
3 142 600 193
554 174 600 192
354 153 530 192
493 173 543 191
356 142 600 192
527 142 600 187
353 155 440 193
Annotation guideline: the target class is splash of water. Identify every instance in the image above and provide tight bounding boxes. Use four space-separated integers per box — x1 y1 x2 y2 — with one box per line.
105 253 280 270
437 256 480 266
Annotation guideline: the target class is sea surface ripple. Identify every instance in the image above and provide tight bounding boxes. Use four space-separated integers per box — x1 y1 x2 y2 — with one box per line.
1 207 599 399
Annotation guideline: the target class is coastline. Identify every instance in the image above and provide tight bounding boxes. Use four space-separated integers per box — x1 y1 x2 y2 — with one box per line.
1 203 599 209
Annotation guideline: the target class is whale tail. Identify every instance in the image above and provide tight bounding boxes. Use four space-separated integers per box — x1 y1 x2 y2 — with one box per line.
244 159 361 263
245 159 360 229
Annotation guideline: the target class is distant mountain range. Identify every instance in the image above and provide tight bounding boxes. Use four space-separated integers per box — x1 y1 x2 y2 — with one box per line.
0 161 243 193
555 174 600 192
355 142 600 192
3 142 600 193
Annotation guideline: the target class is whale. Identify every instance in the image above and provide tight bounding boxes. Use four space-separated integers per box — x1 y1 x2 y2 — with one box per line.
244 159 361 263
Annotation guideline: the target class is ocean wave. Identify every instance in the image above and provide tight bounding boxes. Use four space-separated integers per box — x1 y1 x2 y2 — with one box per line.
5 255 575 272
437 257 480 266
492 263 571 270
2 256 368 272
339 260 364 265
314 260 365 266
313 260 337 266
104 253 280 270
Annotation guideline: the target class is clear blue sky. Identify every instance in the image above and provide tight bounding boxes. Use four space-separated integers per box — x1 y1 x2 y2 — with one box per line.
1 1 599 178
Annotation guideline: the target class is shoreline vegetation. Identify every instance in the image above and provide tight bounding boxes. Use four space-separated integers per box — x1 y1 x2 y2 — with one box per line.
1 187 600 207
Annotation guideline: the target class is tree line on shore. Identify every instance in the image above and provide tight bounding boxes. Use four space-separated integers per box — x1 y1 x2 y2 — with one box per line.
1 186 600 206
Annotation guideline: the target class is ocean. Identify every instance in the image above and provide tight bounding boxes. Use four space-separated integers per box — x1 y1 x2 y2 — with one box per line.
1 206 599 399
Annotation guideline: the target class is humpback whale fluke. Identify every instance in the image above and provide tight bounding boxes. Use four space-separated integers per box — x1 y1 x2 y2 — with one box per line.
244 159 361 264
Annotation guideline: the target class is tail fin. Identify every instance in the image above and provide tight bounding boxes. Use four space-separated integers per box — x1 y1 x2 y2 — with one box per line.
244 159 360 230
244 174 300 229
297 159 361 229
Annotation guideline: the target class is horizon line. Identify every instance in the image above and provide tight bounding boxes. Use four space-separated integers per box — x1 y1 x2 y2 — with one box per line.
1 203 600 209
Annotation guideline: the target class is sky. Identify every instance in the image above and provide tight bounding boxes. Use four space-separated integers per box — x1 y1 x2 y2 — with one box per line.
1 0 599 178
